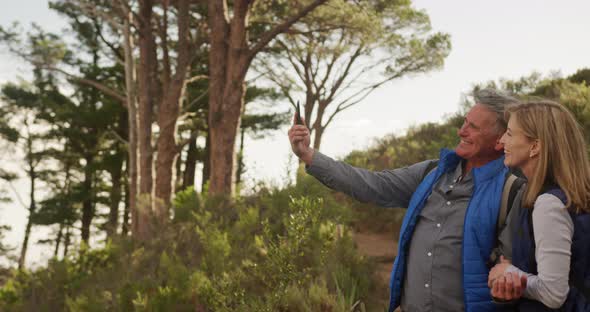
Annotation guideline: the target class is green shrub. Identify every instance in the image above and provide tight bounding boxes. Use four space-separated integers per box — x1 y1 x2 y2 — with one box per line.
0 181 378 311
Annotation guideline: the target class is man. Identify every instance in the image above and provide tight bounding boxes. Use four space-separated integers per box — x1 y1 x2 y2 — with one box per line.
288 89 521 312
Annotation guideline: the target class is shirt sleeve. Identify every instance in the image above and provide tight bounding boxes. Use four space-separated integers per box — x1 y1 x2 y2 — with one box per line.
305 151 437 208
511 193 574 308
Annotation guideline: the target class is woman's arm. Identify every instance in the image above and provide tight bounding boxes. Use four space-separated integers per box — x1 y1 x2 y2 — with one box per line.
515 193 574 308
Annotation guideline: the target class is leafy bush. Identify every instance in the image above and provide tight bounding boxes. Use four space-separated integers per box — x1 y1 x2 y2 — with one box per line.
0 180 379 311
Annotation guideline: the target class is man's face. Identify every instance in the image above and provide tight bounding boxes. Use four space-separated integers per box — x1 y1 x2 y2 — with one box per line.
455 104 504 163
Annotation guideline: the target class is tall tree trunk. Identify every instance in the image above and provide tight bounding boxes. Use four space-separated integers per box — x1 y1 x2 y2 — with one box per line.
182 136 197 190
154 0 191 218
208 0 247 196
312 126 325 150
79 33 100 245
106 112 126 238
54 223 63 258
80 154 94 243
137 0 155 223
122 174 130 236
107 110 128 238
236 125 246 186
175 151 183 192
123 12 140 236
63 225 70 258
107 156 123 238
207 0 229 195
18 135 36 270
201 131 210 192
57 148 72 258
309 97 329 150
208 85 245 196
134 1 154 239
154 126 177 219
153 58 176 216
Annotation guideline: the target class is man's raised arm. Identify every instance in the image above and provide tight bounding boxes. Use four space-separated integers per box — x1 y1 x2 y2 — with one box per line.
288 116 436 208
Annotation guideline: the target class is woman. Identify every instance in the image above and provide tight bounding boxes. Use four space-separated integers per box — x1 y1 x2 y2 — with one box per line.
489 101 590 311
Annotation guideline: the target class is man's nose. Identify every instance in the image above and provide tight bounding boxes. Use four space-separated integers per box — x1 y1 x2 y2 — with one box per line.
458 125 467 137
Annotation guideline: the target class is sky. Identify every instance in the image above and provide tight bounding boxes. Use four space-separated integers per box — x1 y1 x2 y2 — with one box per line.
1 0 590 266
243 0 590 187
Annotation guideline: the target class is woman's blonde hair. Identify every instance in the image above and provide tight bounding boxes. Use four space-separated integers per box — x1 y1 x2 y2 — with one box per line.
506 101 590 213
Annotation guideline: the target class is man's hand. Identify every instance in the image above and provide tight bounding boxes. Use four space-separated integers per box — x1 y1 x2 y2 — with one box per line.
491 272 527 301
488 256 511 287
488 255 527 301
288 115 314 165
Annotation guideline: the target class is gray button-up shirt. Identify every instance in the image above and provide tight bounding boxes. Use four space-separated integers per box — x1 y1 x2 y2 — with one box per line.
306 151 511 312
401 162 472 312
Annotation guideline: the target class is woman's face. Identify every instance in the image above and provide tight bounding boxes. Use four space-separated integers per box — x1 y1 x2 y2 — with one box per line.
500 117 536 169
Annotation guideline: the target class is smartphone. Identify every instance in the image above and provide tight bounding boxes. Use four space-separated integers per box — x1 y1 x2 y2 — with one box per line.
295 101 303 125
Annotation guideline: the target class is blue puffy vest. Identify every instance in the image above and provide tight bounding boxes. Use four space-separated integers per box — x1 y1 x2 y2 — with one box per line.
388 149 508 312
511 188 590 312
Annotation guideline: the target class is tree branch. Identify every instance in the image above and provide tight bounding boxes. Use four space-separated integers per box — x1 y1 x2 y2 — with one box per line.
176 128 199 152
277 39 307 86
95 23 124 62
45 65 127 105
259 60 297 105
325 45 363 103
247 0 328 61
186 75 208 84
116 0 141 29
108 129 129 146
156 5 171 92
180 87 208 115
76 0 124 31
316 31 346 94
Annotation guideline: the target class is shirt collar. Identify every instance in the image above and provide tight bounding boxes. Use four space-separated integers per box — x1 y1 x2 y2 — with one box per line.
452 160 472 184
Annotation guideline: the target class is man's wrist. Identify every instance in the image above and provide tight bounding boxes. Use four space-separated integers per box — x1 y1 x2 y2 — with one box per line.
301 148 315 166
492 297 518 305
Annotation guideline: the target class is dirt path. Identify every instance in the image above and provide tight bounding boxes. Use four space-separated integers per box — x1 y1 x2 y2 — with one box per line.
352 231 397 286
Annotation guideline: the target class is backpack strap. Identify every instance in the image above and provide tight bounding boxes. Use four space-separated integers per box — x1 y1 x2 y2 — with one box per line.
423 160 438 179
498 174 517 232
489 172 525 265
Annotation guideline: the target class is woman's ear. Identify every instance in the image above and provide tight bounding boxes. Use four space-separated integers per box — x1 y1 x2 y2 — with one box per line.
530 139 541 158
